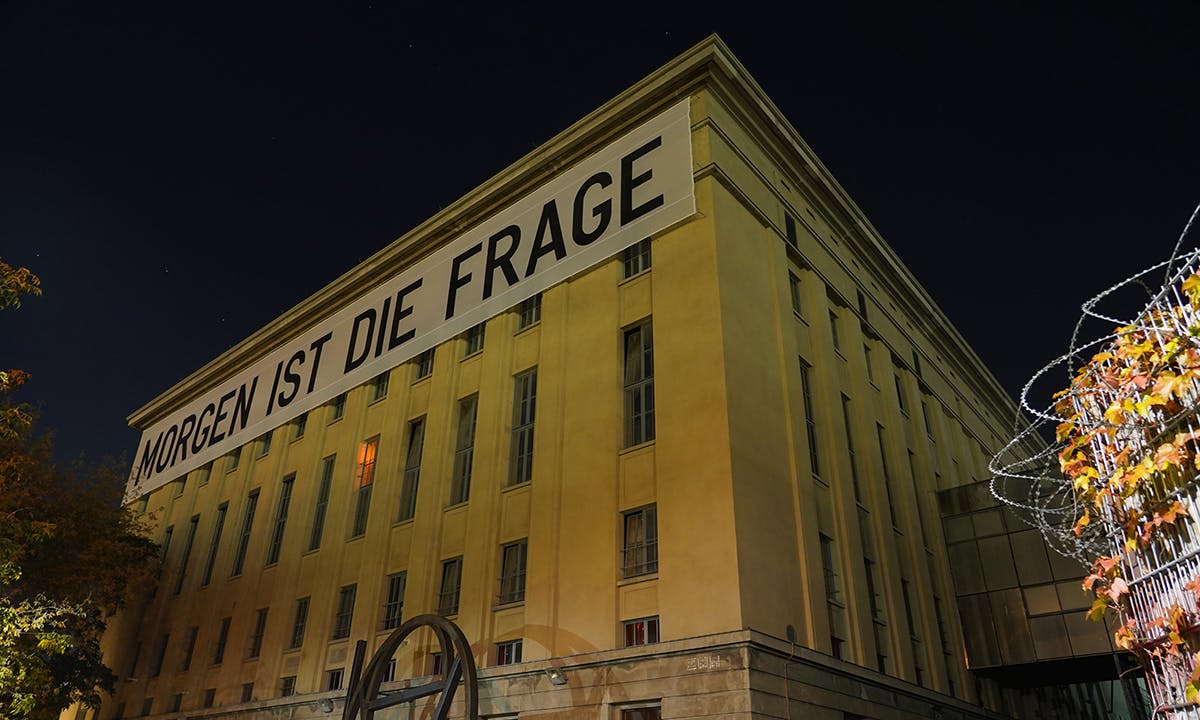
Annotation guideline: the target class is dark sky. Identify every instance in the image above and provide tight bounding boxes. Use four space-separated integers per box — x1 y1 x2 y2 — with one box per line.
2 3 1198 466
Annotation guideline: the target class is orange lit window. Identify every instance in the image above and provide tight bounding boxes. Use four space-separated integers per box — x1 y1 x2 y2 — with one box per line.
355 437 379 488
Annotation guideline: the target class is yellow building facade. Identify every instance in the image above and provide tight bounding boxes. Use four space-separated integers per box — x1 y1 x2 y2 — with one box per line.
80 36 1136 720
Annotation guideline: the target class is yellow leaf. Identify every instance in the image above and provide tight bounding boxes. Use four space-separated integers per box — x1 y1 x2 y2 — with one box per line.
1087 597 1109 622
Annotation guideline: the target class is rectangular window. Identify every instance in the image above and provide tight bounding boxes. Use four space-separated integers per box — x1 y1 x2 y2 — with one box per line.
857 289 869 321
280 676 297 697
294 412 308 439
290 596 310 649
414 348 434 380
174 514 200 594
202 689 215 708
371 371 390 401
819 533 840 603
140 698 153 717
903 579 924 686
864 558 883 621
327 668 344 690
451 396 478 505
509 370 536 486
495 639 522 665
497 540 527 604
623 616 660 647
161 526 173 560
201 502 228 586
308 455 335 551
231 489 260 576
213 617 231 665
247 608 268 658
352 437 379 537
173 477 185 497
332 584 357 640
266 474 294 565
180 626 198 672
799 360 820 479
621 237 651 278
516 293 542 330
383 572 406 630
383 658 397 682
623 321 655 446
258 430 272 457
227 449 240 472
902 579 919 639
864 344 875 383
399 418 424 521
431 652 443 676
841 395 861 503
463 323 485 357
330 392 347 422
894 374 908 414
784 213 798 248
622 505 658 578
169 694 182 713
438 557 463 616
788 272 802 315
829 310 841 352
240 682 254 702
908 451 930 545
197 461 213 486
877 425 899 527
150 632 169 677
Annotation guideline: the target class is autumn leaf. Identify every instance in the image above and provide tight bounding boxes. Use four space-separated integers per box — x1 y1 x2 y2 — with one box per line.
1106 577 1129 603
1087 597 1109 622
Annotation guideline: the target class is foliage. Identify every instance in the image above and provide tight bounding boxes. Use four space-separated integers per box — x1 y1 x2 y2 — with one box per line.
1056 269 1200 700
0 259 159 719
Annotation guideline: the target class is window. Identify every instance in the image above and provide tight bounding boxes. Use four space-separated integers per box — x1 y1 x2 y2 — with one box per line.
135 495 149 513
202 689 215 709
864 344 875 383
463 323 485 357
921 400 934 438
247 608 268 658
902 579 919 640
788 272 802 315
226 448 240 472
622 505 658 578
293 412 308 439
127 641 141 678
213 617 231 664
169 694 182 713
621 237 651 278
200 502 228 586
623 321 654 446
829 310 841 352
912 349 923 379
894 374 908 414
258 430 272 457
231 489 260 576
332 584 357 639
384 658 397 682
865 558 888 672
399 418 424 521
903 579 925 686
180 626 198 672
414 348 434 380
496 639 522 665
115 702 126 719
198 461 213 485
150 633 169 677
383 572 406 630
784 213 798 248
623 616 660 647
266 474 294 565
877 425 899 527
799 360 820 478
240 682 254 702
352 437 379 537
934 595 956 695
371 371 390 401
857 289 869 320
174 515 199 594
621 706 662 720
908 450 929 545
451 396 478 505
819 533 840 603
280 676 297 697
140 698 153 717
290 596 310 649
308 455 335 551
160 526 173 560
498 540 527 604
330 392 347 422
509 370 536 486
327 668 344 691
431 652 443 676
173 477 185 497
841 395 861 503
438 557 462 616
516 293 542 330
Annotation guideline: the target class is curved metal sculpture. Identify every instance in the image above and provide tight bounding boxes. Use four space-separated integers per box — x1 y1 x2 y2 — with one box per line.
341 614 478 720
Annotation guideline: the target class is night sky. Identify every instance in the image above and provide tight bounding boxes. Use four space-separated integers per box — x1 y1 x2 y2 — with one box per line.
2 3 1198 466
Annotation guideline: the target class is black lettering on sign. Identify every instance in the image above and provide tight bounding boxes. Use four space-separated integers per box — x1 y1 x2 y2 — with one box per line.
307 332 334 393
172 414 196 467
388 279 422 350
137 431 165 482
232 379 257 436
573 171 612 245
192 403 215 454
278 350 306 408
266 360 284 415
445 243 482 320
620 136 664 225
209 389 238 446
483 226 520 300
374 296 393 359
154 425 178 474
345 308 378 373
525 199 566 277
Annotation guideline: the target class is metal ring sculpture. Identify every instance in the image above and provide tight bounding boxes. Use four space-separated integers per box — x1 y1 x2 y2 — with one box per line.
341 614 478 720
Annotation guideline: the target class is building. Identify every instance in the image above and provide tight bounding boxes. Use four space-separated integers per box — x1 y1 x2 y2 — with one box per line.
78 36 1144 720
